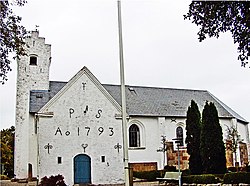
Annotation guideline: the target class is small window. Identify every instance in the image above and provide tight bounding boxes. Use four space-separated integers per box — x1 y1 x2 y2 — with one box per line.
101 156 105 162
129 124 140 147
58 157 62 164
30 56 37 65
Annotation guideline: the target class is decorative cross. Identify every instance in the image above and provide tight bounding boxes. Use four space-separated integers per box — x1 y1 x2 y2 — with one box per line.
171 118 176 123
114 143 122 153
82 83 86 90
157 135 167 152
81 144 88 153
44 143 53 154
157 136 167 167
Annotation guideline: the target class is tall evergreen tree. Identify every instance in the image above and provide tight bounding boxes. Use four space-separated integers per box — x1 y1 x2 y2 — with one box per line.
186 100 202 174
200 102 226 174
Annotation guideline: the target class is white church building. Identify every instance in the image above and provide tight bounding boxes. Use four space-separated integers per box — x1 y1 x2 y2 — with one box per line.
15 31 249 185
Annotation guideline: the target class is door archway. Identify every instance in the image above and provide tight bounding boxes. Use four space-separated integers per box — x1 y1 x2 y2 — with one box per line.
74 154 91 184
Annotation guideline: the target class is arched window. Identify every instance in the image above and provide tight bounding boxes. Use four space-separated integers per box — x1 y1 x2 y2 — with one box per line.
129 124 140 147
176 126 184 146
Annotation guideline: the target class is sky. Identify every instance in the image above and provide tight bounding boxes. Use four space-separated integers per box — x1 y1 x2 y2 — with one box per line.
0 0 250 130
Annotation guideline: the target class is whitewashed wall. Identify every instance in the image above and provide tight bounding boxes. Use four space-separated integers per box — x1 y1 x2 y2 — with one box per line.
127 116 187 170
37 71 124 185
15 31 51 178
128 116 249 169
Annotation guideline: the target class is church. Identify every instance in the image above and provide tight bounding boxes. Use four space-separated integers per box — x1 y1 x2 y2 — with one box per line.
15 31 249 185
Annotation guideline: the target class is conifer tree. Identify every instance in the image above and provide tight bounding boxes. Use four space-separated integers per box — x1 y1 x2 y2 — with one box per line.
186 100 202 174
200 102 227 174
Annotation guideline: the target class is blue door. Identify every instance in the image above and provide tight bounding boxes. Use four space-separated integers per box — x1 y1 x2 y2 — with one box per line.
74 154 91 184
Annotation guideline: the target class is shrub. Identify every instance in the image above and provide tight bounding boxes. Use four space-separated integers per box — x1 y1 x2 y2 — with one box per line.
227 166 237 172
164 165 177 172
1 174 9 180
133 170 161 181
39 174 66 186
223 172 250 184
239 166 246 172
181 169 191 176
182 174 220 184
213 174 224 182
246 165 250 172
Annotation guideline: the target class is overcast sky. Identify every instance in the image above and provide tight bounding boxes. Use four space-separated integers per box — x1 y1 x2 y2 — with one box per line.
1 0 250 130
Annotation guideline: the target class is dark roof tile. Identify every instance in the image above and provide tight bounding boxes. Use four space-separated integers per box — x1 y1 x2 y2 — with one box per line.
29 81 248 123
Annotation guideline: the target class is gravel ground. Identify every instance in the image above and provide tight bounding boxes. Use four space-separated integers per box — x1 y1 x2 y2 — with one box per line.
0 180 37 186
0 181 161 186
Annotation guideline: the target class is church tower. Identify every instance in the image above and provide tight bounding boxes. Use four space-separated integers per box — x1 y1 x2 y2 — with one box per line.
15 31 51 178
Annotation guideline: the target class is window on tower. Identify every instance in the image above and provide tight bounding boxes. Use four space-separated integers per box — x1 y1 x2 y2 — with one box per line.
30 56 37 65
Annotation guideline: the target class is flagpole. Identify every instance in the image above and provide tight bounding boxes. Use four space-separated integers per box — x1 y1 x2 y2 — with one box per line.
117 1 130 186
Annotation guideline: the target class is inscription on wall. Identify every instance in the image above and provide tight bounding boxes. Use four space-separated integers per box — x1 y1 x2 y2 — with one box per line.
69 107 102 118
55 127 114 137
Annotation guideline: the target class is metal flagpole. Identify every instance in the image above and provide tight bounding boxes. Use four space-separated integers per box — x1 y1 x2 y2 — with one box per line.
177 145 181 186
117 1 130 186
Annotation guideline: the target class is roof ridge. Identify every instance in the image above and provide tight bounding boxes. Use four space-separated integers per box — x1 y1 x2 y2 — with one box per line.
49 81 208 92
103 83 207 92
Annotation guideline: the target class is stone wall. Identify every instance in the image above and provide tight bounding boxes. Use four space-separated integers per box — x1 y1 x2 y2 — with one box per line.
239 142 248 166
129 162 157 172
166 142 189 170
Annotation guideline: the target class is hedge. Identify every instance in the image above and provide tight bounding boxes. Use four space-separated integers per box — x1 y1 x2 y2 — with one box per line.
182 174 220 184
133 170 163 181
223 172 250 184
134 171 250 184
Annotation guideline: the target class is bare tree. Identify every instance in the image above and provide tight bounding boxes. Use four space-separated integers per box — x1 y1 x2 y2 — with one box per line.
225 124 243 166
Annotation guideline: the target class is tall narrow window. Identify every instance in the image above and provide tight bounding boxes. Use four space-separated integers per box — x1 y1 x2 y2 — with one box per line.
30 56 37 65
176 126 184 146
129 124 140 147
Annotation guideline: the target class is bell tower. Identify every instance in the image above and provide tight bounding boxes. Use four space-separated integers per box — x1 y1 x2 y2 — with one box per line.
15 31 51 178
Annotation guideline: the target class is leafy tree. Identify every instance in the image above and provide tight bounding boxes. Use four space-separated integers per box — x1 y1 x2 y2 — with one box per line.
0 0 27 85
185 100 202 175
0 126 15 178
225 124 243 166
200 102 226 174
184 1 250 68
